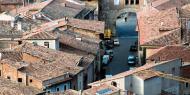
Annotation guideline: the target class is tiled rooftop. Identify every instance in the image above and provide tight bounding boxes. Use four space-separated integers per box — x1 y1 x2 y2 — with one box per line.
1 42 83 81
134 70 158 80
147 45 190 62
41 0 85 19
0 77 41 95
9 0 53 17
137 7 180 45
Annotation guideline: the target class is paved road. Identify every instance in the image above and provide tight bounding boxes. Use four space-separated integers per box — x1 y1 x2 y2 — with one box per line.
105 12 138 76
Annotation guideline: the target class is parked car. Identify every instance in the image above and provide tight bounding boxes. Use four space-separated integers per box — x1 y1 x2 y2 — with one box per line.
114 38 120 46
105 40 114 49
106 50 114 60
127 55 136 66
102 55 110 66
130 45 137 52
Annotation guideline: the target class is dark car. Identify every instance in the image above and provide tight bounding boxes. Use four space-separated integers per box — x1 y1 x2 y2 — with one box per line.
130 45 137 52
105 40 114 49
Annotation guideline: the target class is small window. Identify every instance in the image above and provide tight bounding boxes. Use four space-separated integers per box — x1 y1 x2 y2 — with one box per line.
186 83 189 88
30 79 33 83
172 67 175 74
64 85 67 90
7 76 10 79
18 41 22 45
56 88 59 91
18 78 22 82
131 0 134 5
44 42 49 48
126 0 129 5
111 81 117 87
136 0 139 4
33 42 38 46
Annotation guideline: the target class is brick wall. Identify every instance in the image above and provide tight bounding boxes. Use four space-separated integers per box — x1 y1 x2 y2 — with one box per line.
27 75 43 89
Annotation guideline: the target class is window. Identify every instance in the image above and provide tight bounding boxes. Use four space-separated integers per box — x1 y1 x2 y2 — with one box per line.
111 81 117 87
56 87 59 92
172 67 175 74
32 42 38 46
64 85 67 90
125 0 129 5
131 0 134 5
0 70 1 76
186 83 189 88
187 21 190 29
44 42 49 48
136 0 139 4
7 76 10 79
18 41 22 45
30 79 33 83
18 78 22 82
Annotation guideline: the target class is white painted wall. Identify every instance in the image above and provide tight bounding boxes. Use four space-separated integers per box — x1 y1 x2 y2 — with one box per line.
144 77 161 95
26 39 59 50
153 59 181 95
132 76 144 95
0 13 15 21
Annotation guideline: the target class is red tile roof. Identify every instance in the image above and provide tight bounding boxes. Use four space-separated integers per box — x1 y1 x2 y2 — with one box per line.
137 7 180 45
9 0 53 17
147 45 190 62
1 42 83 81
134 70 158 80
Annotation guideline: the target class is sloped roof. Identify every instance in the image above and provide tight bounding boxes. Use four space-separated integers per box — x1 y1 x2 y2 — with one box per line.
58 31 99 55
2 42 83 81
23 30 57 40
142 28 181 46
68 18 105 34
0 0 23 5
0 77 41 95
137 7 180 45
147 45 190 62
41 0 85 19
9 0 53 17
180 4 190 18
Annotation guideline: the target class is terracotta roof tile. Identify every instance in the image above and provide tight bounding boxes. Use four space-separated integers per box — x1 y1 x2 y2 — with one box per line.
147 45 190 62
134 70 158 80
1 42 83 81
23 30 57 40
41 0 85 19
9 0 53 17
137 7 180 45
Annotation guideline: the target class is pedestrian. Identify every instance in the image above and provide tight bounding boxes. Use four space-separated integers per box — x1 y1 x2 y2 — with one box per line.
125 17 128 22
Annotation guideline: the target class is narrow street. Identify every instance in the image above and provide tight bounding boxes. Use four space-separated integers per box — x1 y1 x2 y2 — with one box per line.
105 12 138 76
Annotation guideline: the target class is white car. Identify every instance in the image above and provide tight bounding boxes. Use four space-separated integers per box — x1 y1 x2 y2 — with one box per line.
114 38 120 46
127 55 136 66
